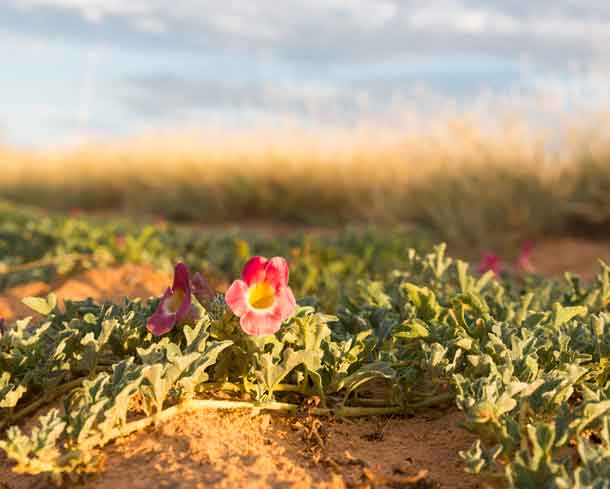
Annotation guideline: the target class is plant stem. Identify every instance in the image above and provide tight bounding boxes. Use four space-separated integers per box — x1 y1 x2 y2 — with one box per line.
390 361 417 368
0 377 85 431
347 392 454 409
197 382 301 394
351 397 396 407
273 384 303 393
1 253 90 276
198 382 241 392
407 392 454 409
84 398 407 451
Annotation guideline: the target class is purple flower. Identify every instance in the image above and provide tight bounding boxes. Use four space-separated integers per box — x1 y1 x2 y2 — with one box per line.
147 263 198 336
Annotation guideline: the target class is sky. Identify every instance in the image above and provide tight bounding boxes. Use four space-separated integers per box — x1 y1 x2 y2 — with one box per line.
2 0 610 146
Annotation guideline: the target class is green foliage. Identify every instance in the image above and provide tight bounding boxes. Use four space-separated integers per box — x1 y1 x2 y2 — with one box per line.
3 209 610 487
22 293 58 315
0 203 430 312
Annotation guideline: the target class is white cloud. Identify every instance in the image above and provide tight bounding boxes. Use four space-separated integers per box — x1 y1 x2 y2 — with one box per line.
8 0 610 56
12 0 154 22
131 16 167 34
4 0 610 145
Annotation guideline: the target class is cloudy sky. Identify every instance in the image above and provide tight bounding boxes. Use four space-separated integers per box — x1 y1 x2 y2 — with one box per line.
2 0 610 146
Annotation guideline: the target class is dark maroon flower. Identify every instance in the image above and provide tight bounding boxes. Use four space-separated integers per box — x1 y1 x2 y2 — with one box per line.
147 263 197 336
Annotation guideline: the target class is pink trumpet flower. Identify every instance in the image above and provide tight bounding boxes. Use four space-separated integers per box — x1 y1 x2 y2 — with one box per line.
515 240 536 274
225 256 297 336
477 252 502 276
147 263 198 336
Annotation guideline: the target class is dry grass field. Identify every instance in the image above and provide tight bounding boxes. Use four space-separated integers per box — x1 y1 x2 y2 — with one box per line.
2 111 610 249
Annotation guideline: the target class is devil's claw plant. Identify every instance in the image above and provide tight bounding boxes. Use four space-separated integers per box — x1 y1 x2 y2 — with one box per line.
3 216 610 489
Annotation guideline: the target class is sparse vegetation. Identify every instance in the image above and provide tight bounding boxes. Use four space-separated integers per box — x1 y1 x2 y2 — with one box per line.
2 228 610 488
3 111 610 488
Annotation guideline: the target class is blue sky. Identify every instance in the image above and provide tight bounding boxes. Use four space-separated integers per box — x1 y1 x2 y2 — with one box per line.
2 0 610 146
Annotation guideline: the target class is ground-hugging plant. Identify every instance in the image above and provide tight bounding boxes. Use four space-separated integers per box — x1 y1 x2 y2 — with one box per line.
2 243 610 488
0 202 430 312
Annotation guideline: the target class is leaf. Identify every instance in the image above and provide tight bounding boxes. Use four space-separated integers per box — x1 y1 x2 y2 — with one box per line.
574 400 610 433
177 340 232 397
395 319 430 339
253 348 308 400
0 372 27 409
460 440 501 474
21 293 57 315
333 362 396 403
403 283 441 320
551 303 587 328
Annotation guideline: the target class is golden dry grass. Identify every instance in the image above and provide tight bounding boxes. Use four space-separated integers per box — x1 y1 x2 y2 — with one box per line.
2 111 610 247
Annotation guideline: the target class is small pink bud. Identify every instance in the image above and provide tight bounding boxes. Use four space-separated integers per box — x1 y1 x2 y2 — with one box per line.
477 252 502 276
515 241 536 274
154 213 166 227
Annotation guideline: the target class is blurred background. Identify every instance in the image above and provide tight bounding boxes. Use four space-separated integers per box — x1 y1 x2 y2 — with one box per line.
2 1 610 253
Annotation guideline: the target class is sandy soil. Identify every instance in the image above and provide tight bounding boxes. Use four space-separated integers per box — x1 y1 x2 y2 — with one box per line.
3 236 610 488
0 264 170 322
529 237 610 281
1 408 484 489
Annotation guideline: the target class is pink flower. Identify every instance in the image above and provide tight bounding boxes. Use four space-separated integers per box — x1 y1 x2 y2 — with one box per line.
154 213 167 228
477 252 502 276
147 263 198 336
225 256 297 336
515 241 535 274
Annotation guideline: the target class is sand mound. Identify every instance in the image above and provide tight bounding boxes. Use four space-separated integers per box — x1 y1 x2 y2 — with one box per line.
0 264 170 322
1 408 483 489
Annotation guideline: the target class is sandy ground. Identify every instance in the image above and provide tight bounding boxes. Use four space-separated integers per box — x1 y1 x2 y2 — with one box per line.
1 408 483 489
528 237 610 281
0 264 170 322
2 236 610 488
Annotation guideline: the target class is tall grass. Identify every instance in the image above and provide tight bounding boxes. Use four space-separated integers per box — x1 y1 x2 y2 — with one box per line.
2 112 610 249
